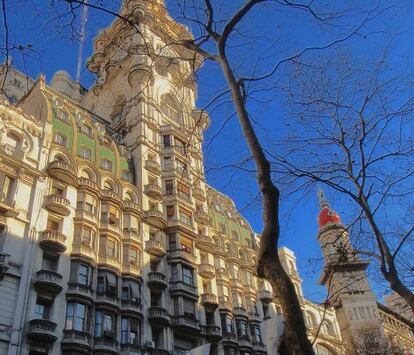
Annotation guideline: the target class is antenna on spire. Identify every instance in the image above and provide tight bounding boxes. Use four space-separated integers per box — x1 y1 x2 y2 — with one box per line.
317 188 329 208
76 0 89 83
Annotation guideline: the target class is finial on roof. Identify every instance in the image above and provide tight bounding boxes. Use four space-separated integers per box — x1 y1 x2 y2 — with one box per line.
317 188 329 209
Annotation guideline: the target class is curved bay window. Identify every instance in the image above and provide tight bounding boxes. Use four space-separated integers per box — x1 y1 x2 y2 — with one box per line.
97 270 118 297
65 302 88 332
95 310 116 339
121 317 141 347
121 279 141 306
221 313 234 335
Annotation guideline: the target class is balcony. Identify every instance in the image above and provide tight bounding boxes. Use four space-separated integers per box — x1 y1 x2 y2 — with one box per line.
144 183 163 200
147 116 159 130
143 210 167 228
195 235 215 253
0 252 10 280
171 315 200 334
239 336 253 349
192 109 211 130
248 312 262 323
0 193 16 216
39 230 67 253
230 278 243 290
34 270 63 297
62 330 91 354
47 160 77 185
144 159 161 175
123 201 141 216
253 341 267 353
259 289 273 304
75 203 98 225
201 293 219 310
93 335 118 354
100 190 121 205
198 263 215 279
233 306 248 318
77 177 98 192
148 306 170 326
147 271 168 290
27 319 57 344
160 124 187 141
121 298 142 317
215 268 229 282
71 243 96 262
218 297 233 311
122 261 141 277
194 210 209 225
98 255 120 270
222 332 238 344
192 187 206 202
145 239 166 258
123 228 141 246
96 292 120 311
44 194 71 216
100 215 120 234
201 325 222 341
167 248 196 264
169 281 198 298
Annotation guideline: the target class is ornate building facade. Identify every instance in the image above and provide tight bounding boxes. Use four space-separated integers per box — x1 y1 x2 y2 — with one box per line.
0 1 412 355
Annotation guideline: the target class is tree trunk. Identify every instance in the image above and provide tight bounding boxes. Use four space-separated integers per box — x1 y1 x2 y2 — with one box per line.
217 53 314 354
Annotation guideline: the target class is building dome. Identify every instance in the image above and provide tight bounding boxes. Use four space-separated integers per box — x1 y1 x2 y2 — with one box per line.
317 189 341 227
318 207 341 227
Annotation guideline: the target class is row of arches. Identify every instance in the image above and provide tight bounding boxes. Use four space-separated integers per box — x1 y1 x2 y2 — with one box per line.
50 149 139 203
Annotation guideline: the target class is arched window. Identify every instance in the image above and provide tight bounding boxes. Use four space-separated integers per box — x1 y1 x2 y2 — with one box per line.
323 320 336 336
305 311 317 329
103 180 114 192
80 169 94 181
124 191 136 202
160 94 182 123
5 131 20 149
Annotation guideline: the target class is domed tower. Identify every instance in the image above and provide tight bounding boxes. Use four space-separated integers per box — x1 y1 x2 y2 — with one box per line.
316 190 387 354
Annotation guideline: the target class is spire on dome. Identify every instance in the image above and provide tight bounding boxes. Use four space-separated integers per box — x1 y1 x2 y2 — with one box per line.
317 188 329 209
317 188 341 227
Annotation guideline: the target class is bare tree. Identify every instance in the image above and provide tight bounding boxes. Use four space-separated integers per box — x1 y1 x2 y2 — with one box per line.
273 49 414 312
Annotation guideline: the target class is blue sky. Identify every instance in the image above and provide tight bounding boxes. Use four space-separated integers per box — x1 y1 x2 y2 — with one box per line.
3 0 414 302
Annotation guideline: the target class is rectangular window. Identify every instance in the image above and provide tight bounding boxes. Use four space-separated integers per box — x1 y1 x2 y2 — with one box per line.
65 302 86 331
179 210 191 225
171 264 178 282
167 205 175 220
97 276 104 294
102 159 112 171
163 135 171 148
168 233 177 250
54 132 67 146
237 320 248 337
130 248 138 265
80 146 92 160
221 314 233 334
78 264 89 286
219 223 227 234
47 218 59 231
2 175 14 200
183 298 195 318
163 156 172 170
182 266 193 285
107 239 116 257
165 180 174 195
175 138 186 155
34 300 48 319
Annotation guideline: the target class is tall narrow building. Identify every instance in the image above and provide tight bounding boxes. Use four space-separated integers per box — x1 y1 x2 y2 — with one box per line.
316 190 413 354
